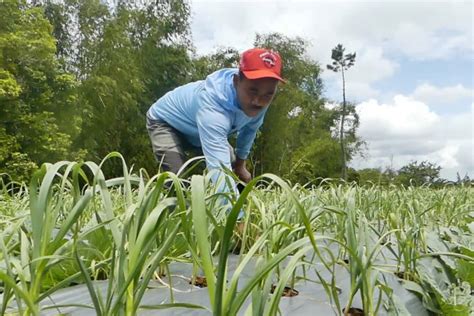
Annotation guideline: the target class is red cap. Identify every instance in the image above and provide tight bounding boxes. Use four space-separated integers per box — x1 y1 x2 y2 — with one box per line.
239 48 285 82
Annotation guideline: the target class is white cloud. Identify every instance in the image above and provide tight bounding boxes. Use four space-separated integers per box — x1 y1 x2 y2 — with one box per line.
337 1 472 60
411 83 473 109
436 145 460 169
349 47 399 83
344 82 381 102
390 22 472 60
352 96 473 180
191 0 473 61
357 95 440 139
323 46 398 101
325 80 381 102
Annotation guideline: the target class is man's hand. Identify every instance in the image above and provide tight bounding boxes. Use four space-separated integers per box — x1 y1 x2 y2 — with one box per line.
234 166 251 183
233 158 252 183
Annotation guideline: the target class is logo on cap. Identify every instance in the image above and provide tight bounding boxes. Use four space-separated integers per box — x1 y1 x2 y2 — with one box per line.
259 51 276 68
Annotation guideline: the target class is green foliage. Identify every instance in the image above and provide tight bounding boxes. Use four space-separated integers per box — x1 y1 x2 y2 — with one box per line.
354 160 450 187
357 168 393 186
190 47 240 81
0 0 80 181
0 69 21 98
45 0 195 177
1 158 472 314
0 1 365 184
2 0 468 189
327 43 356 72
395 160 443 186
289 137 341 183
3 153 38 182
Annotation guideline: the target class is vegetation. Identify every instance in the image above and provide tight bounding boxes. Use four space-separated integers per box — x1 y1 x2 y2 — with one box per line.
0 1 466 187
0 0 362 185
0 156 472 315
355 160 472 187
1 2 472 315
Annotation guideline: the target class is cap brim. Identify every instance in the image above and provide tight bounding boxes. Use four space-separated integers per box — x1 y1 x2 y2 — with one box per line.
242 70 286 83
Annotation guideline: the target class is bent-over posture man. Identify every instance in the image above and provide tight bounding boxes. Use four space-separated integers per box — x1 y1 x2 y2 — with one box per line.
146 48 285 194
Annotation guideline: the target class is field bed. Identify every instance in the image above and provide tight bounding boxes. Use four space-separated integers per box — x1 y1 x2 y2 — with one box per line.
17 252 427 315
1 156 473 315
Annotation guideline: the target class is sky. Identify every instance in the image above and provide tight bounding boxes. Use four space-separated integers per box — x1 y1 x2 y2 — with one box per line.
189 0 473 180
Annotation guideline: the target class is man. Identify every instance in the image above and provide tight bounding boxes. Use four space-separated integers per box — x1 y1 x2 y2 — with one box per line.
146 48 284 193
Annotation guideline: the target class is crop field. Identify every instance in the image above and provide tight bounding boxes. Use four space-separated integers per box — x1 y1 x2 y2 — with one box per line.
0 154 473 315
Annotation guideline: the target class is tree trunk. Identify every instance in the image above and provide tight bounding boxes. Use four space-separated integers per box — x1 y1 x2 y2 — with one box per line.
340 69 347 180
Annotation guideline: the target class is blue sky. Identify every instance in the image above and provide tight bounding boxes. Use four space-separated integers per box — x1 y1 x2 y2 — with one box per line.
190 0 473 180
373 58 471 98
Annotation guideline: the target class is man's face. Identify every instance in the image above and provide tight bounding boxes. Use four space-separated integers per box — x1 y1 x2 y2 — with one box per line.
234 74 279 117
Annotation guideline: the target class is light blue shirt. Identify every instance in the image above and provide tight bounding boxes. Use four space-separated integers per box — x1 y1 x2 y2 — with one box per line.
147 68 268 194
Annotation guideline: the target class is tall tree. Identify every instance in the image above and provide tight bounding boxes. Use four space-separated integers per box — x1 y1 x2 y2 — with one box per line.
64 0 193 176
0 0 80 181
327 44 356 180
38 0 198 178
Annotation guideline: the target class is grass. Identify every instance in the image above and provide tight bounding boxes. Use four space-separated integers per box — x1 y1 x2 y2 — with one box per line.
0 153 473 315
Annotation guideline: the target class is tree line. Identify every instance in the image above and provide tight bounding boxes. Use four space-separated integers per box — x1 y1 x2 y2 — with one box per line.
1 0 466 187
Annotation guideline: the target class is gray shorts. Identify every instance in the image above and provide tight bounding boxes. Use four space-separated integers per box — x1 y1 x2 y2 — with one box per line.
146 116 235 174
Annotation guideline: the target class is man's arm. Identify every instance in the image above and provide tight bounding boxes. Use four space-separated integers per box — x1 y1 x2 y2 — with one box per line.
233 111 266 182
196 105 245 220
196 104 238 193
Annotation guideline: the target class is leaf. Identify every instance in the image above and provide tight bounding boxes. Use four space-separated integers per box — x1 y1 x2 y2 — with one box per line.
457 247 474 286
385 293 412 316
139 303 207 310
440 301 470 316
401 279 424 296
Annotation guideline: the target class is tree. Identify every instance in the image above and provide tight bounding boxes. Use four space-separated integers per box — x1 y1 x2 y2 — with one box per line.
395 160 442 186
356 168 393 186
190 47 240 81
327 44 356 180
289 138 341 183
329 101 364 167
0 0 80 181
40 0 193 176
456 172 472 185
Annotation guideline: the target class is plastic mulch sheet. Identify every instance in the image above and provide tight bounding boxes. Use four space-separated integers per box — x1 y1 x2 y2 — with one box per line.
7 250 427 316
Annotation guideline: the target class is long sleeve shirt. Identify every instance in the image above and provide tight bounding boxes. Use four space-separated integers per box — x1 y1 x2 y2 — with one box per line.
147 68 267 193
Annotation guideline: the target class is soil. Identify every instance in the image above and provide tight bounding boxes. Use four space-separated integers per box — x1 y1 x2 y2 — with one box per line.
394 270 415 281
394 271 405 279
95 269 108 280
270 284 299 297
189 275 207 288
342 307 364 316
